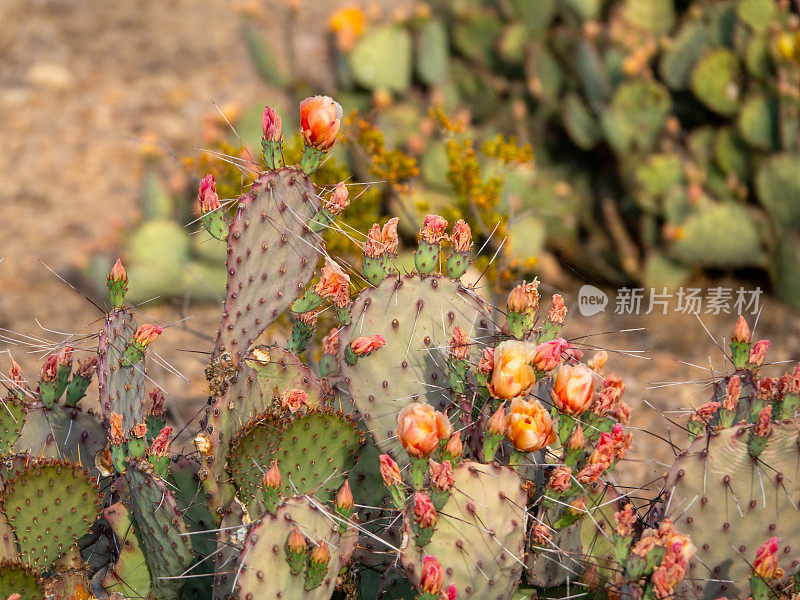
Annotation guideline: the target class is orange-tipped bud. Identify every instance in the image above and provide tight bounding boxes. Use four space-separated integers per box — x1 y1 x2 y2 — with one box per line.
379 454 403 486
150 425 172 456
549 294 567 325
300 96 342 151
133 324 163 348
325 182 350 215
551 364 595 416
507 280 539 314
567 425 585 450
419 555 444 594
749 340 770 366
198 174 221 214
350 335 386 356
414 492 437 528
314 259 351 308
487 403 507 436
420 214 448 244
444 431 462 458
261 105 282 141
532 338 570 372
263 461 282 489
753 537 780 579
429 459 455 491
335 479 354 511
309 540 331 565
449 327 470 361
733 315 751 344
109 258 127 283
451 219 472 253
286 526 307 553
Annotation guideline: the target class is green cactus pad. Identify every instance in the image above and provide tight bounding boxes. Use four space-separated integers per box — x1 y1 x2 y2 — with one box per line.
621 0 675 34
0 560 43 600
664 423 800 598
690 48 741 116
214 168 323 363
400 461 527 600
233 496 354 600
338 274 494 458
756 153 800 233
98 308 146 432
125 466 194 600
349 26 412 92
737 95 779 151
602 80 671 155
416 18 449 87
15 404 106 476
562 93 600 150
659 21 710 90
0 397 25 455
228 409 361 515
169 457 217 560
100 502 152 599
0 459 101 569
526 522 584 587
210 500 249 600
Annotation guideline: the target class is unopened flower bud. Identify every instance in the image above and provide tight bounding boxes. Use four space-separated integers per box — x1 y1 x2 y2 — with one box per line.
261 105 282 141
286 526 307 554
419 555 444 594
444 431 462 458
451 219 472 253
335 479 354 511
507 280 539 314
487 403 507 436
567 425 585 450
263 461 282 489
109 258 128 283
300 95 342 151
379 454 403 486
325 182 350 215
733 315 751 343
350 335 386 356
310 540 331 565
198 174 221 214
532 338 569 372
133 324 163 348
414 492 437 528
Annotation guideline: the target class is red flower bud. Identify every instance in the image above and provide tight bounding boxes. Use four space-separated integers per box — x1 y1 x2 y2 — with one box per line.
419 555 444 594
414 492 437 528
379 454 403 486
349 335 386 356
753 537 780 579
261 105 282 141
198 174 221 214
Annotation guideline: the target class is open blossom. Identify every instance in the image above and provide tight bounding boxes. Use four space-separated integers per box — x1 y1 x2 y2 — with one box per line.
532 338 570 372
488 341 537 399
548 294 567 325
397 403 450 458
150 425 173 456
614 503 636 536
548 466 572 492
41 355 59 382
449 327 470 361
261 104 282 141
323 328 340 355
689 401 720 424
477 348 494 375
335 479 354 510
749 340 770 366
414 492 437 528
325 182 350 215
724 375 741 411
451 219 472 252
350 335 386 356
300 95 342 151
552 364 595 416
419 555 443 594
134 324 163 347
420 214 448 244
733 315 751 343
507 280 539 314
429 459 455 491
198 174 220 214
753 537 780 579
109 412 124 444
379 454 403 486
507 397 556 452
487 403 507 436
281 389 310 413
314 259 351 307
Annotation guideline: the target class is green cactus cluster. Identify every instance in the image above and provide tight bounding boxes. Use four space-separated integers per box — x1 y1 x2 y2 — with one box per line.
5 96 800 600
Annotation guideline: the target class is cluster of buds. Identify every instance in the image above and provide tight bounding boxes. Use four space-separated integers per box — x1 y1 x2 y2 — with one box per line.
730 315 770 371
414 215 474 278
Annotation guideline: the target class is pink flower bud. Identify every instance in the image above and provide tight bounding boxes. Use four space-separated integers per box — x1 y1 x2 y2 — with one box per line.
548 294 567 325
7 358 23 388
414 492 437 528
420 214 448 244
428 459 455 491
507 280 539 314
379 454 403 486
532 338 570 372
487 403 507 436
280 389 310 413
314 259 351 308
261 105 282 141
299 96 343 151
733 315 751 343
310 540 331 565
551 364 595 416
419 555 444 594
349 335 386 356
444 431 462 458
325 182 350 215
323 328 340 355
41 355 58 382
449 327 470 361
749 340 770 366
150 425 172 456
335 479 354 511
133 324 163 348
753 537 780 579
263 461 282 489
451 219 472 252
198 174 221 214
109 258 127 283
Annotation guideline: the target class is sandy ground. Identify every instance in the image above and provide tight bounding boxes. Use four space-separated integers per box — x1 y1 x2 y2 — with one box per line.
1 0 799 498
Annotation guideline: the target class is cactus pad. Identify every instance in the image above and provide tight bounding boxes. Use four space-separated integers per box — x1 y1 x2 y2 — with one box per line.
214 168 323 363
338 274 494 457
228 409 361 514
0 560 43 600
399 461 527 600
98 309 146 431
664 423 800 598
100 502 152 600
0 459 101 569
233 496 354 600
0 397 26 455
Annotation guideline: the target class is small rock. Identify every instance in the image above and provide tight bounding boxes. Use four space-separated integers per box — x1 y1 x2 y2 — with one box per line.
27 62 74 90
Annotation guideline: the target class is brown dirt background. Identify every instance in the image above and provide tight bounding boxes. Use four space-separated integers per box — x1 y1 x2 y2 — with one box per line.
2 0 799 498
